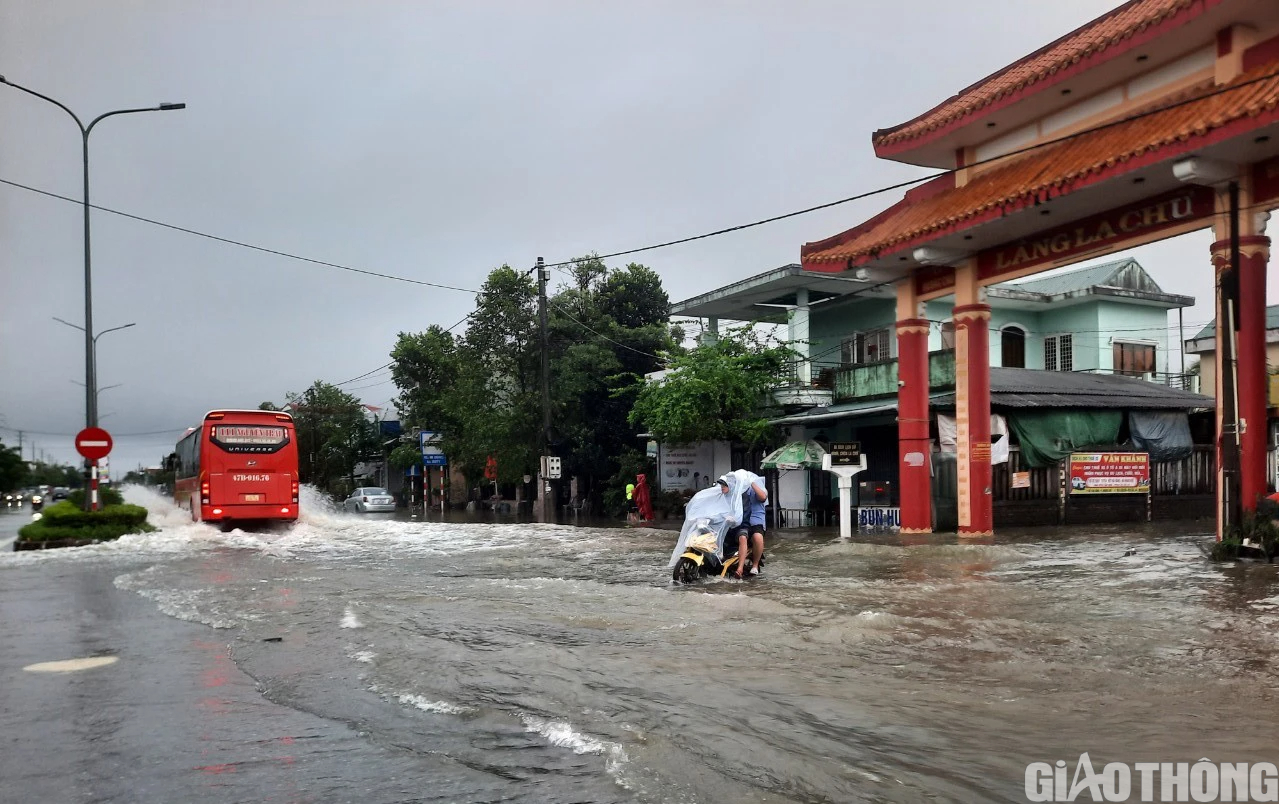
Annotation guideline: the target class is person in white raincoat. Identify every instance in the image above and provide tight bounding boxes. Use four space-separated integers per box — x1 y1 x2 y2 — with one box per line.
667 474 744 569
725 469 768 576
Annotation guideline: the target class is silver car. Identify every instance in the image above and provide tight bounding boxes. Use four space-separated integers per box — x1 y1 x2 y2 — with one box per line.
344 487 396 514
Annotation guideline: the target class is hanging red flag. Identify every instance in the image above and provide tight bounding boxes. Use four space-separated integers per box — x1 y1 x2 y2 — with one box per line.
484 455 498 481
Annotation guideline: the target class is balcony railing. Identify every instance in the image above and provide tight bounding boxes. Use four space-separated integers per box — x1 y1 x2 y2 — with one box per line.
832 350 956 403
772 361 835 408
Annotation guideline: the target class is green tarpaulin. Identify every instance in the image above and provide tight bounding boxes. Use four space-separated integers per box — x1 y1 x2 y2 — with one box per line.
1006 410 1123 467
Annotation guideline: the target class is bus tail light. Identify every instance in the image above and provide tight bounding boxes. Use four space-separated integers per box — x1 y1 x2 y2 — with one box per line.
281 507 290 514
291 480 299 504
201 480 210 505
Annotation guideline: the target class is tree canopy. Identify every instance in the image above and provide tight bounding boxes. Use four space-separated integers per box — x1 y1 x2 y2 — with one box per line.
277 381 381 492
628 327 792 446
390 256 676 502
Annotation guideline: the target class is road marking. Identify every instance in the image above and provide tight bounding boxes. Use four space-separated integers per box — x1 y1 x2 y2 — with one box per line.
24 656 119 673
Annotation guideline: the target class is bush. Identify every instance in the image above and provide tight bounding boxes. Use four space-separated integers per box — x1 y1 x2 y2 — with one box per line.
651 489 686 519
18 501 154 544
67 486 125 508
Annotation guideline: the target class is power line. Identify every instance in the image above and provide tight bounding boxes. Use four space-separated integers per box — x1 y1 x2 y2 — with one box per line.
534 67 1279 270
550 301 667 362
0 424 189 438
0 176 481 294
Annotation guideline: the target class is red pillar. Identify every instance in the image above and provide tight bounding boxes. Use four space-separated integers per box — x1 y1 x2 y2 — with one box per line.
897 318 932 533
954 303 993 536
1214 235 1271 512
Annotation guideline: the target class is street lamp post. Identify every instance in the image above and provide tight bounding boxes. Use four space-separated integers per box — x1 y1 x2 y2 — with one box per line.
0 77 182 431
3 77 182 511
53 318 136 412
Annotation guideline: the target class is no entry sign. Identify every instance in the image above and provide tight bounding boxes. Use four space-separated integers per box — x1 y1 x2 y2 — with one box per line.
75 427 113 461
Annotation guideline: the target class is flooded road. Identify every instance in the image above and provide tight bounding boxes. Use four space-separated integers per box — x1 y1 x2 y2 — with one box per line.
4 489 1279 803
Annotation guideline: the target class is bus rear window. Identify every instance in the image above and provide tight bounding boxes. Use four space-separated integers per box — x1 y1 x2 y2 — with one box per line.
210 425 290 453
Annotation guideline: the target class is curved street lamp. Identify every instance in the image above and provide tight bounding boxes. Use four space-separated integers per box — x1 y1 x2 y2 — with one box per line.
1 76 183 430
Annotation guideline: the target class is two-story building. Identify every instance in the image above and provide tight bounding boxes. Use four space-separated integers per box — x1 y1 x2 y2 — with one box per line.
668 258 1215 529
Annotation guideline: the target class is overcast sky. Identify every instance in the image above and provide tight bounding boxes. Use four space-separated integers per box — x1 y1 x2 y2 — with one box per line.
0 0 1249 473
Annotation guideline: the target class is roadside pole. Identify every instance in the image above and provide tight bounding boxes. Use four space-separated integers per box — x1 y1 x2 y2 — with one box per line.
536 256 556 521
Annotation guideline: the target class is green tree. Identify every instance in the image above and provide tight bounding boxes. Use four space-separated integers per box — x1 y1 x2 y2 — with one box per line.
547 259 675 504
390 258 677 505
0 441 28 491
285 381 380 493
629 326 792 446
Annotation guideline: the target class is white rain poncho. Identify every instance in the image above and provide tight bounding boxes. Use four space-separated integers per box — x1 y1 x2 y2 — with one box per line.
667 473 745 568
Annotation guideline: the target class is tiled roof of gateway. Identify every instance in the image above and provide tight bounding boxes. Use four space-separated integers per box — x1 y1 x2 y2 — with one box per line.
873 0 1202 150
803 65 1279 267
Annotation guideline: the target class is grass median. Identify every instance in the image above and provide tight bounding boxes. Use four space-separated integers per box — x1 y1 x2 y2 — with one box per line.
17 499 155 548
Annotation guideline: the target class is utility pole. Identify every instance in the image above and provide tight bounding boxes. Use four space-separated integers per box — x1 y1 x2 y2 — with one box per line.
536 256 556 521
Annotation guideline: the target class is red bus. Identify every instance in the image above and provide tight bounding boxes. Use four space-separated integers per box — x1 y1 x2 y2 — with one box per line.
174 410 300 525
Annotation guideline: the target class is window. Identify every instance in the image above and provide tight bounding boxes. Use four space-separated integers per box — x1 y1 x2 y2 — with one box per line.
1044 333 1073 372
1001 325 1026 368
1113 341 1156 376
840 328 892 366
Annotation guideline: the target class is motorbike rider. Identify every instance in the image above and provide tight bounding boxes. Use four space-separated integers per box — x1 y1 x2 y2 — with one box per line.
667 473 742 570
725 471 767 577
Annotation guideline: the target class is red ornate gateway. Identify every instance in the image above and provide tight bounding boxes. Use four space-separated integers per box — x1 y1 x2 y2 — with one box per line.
802 0 1279 538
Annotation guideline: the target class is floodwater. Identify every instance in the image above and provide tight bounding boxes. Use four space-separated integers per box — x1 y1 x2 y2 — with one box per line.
5 487 1279 803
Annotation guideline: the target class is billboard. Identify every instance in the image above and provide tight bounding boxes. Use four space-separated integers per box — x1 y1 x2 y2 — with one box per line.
1069 453 1149 494
659 443 714 492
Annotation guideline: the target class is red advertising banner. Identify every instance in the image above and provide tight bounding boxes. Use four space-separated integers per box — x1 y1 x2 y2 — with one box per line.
1069 452 1150 495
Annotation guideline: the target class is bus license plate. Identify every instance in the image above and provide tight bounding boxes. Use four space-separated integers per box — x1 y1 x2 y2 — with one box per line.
242 494 263 502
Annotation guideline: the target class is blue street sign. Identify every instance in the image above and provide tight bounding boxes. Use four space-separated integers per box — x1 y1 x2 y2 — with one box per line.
420 431 447 466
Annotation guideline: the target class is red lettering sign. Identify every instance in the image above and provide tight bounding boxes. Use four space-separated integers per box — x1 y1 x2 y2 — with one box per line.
978 186 1216 281
1253 156 1279 206
914 264 955 296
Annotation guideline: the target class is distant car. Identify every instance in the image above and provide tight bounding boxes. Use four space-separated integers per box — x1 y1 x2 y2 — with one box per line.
50 487 71 502
344 487 396 514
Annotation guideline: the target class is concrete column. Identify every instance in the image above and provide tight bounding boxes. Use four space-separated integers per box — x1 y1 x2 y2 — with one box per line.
703 317 720 347
1211 234 1270 512
791 288 812 385
954 262 993 537
895 280 931 533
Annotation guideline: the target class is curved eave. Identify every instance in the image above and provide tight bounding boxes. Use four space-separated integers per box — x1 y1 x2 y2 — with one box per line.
802 74 1279 270
871 0 1219 162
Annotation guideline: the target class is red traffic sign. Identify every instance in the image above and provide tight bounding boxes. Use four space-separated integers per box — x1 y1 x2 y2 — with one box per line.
75 427 113 461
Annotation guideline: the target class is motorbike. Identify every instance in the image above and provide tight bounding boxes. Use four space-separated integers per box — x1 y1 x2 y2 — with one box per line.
670 518 761 583
29 493 43 513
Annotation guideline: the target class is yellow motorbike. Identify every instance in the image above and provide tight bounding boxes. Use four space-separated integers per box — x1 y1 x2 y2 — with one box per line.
671 524 756 583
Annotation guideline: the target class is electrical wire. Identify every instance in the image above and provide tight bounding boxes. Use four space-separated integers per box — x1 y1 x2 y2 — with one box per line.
0 176 481 293
549 301 667 362
6 69 1275 426
5 68 1275 292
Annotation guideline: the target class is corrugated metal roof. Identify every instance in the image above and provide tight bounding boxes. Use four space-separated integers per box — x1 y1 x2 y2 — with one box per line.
995 258 1147 296
1190 304 1279 341
932 367 1213 410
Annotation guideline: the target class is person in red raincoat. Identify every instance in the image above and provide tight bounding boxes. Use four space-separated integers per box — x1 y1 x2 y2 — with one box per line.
634 474 654 522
